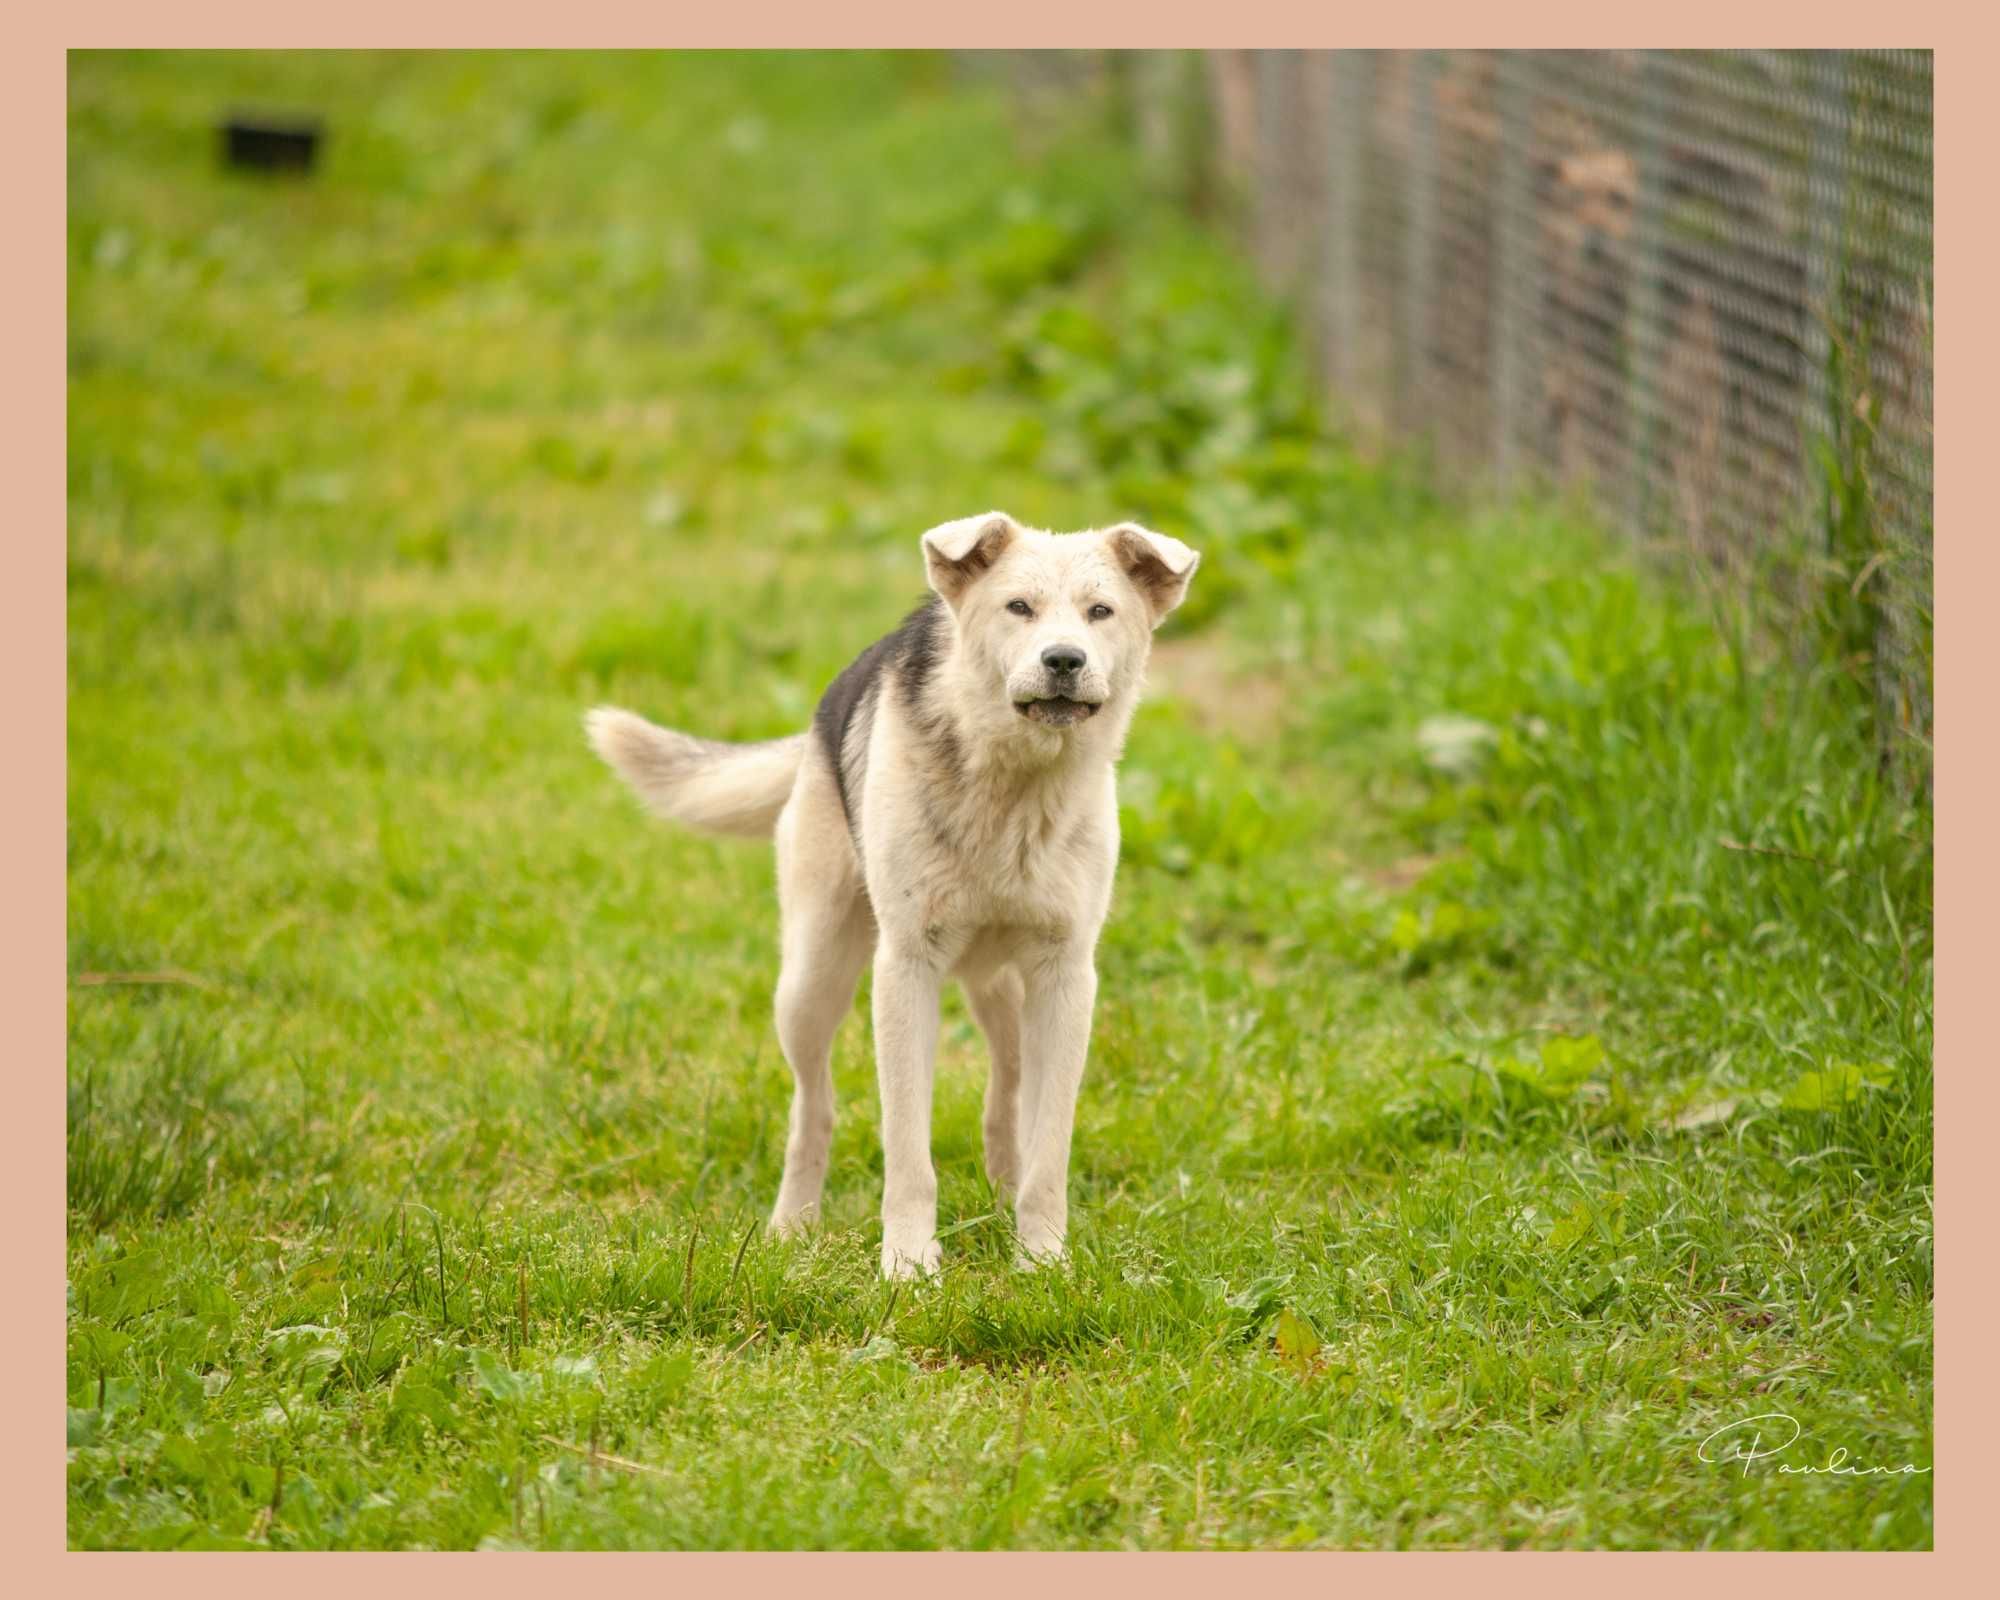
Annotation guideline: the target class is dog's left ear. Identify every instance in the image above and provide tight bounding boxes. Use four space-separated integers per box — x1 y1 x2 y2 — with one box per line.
921 511 1018 606
1106 523 1201 625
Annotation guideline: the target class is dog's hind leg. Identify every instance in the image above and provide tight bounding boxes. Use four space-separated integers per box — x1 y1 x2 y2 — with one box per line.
966 967 1026 1203
769 899 870 1235
768 769 872 1238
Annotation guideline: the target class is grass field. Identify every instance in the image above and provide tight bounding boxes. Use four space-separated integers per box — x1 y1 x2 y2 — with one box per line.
66 51 1933 1549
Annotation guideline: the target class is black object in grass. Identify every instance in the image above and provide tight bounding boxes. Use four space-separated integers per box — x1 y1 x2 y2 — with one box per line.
221 113 322 174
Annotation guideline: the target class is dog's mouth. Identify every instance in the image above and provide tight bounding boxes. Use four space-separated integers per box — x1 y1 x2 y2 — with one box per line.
1014 696 1102 728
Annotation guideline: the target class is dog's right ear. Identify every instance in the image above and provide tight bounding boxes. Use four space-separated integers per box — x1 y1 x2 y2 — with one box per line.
920 512 1017 606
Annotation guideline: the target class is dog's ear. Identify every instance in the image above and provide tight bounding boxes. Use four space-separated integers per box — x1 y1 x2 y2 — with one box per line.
1106 522 1200 625
921 512 1018 605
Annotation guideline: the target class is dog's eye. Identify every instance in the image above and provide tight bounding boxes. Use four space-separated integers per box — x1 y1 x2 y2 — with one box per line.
1087 603 1114 621
1006 600 1033 618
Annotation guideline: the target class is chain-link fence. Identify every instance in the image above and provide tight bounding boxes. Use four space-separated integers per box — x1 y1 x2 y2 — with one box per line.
983 50 1933 776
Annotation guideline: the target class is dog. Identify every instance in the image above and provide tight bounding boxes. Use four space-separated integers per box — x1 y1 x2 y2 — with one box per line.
586 512 1199 1278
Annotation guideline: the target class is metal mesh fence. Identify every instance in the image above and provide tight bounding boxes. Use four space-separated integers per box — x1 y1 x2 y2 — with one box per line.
984 49 1934 772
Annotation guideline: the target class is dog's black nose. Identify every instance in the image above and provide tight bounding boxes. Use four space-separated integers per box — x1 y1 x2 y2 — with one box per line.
1041 644 1086 676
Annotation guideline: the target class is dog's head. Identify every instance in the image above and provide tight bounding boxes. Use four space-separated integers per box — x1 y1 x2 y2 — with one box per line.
920 512 1199 733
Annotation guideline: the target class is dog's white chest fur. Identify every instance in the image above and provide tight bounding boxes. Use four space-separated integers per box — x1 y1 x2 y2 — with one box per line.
862 714 1120 976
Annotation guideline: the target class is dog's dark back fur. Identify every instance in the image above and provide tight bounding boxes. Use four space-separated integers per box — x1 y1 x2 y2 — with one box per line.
811 595 948 847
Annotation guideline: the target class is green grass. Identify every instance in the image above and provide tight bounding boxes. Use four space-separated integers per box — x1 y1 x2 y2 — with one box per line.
66 50 1933 1550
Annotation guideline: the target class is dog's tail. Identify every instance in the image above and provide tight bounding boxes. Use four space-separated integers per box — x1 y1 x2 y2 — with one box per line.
585 707 805 838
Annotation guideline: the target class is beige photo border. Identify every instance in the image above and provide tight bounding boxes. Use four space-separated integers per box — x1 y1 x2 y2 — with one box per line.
14 2 1984 1585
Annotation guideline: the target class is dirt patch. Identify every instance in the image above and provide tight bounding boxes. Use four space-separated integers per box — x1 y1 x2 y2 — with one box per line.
1146 635 1290 740
1363 854 1449 894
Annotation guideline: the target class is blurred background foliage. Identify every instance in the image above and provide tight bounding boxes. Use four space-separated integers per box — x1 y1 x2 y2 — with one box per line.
986 50 1933 792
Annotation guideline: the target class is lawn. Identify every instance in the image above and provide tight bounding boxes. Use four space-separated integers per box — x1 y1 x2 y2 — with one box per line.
66 50 1933 1549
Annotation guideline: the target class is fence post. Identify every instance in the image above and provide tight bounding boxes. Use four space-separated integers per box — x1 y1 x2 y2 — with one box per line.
1207 50 1259 208
1402 50 1439 435
1136 49 1175 177
1323 50 1365 407
1170 49 1221 217
1254 51 1293 288
1802 49 1852 500
1623 50 1670 536
1490 51 1534 486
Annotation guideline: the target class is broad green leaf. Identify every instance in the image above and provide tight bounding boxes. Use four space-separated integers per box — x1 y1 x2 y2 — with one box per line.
387 1377 460 1436
101 1376 141 1417
844 1335 908 1367
356 1311 421 1380
1495 1054 1536 1083
157 1433 210 1483
1273 1307 1323 1377
76 1250 172 1324
239 1462 277 1502
1576 1264 1625 1315
1538 1034 1604 1090
70 1324 133 1368
263 1323 347 1382
178 1278 237 1327
1224 1272 1292 1319
1546 1193 1625 1252
470 1347 535 1403
637 1347 696 1407
1496 1035 1603 1099
1783 1061 1895 1111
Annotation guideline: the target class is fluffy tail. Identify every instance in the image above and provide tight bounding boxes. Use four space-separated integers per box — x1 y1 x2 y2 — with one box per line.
585 707 805 838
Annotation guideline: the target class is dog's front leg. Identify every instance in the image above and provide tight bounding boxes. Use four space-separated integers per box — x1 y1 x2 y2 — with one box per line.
1013 948 1098 1265
871 942 945 1278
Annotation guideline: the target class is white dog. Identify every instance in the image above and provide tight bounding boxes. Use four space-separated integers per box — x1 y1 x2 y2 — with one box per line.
587 512 1198 1278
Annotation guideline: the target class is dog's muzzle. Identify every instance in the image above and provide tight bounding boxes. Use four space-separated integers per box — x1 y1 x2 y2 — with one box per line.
1014 692 1102 727
1011 644 1107 727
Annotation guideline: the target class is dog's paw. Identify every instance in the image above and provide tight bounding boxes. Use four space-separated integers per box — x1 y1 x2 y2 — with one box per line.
1013 1216 1066 1270
880 1237 942 1280
768 1204 817 1241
